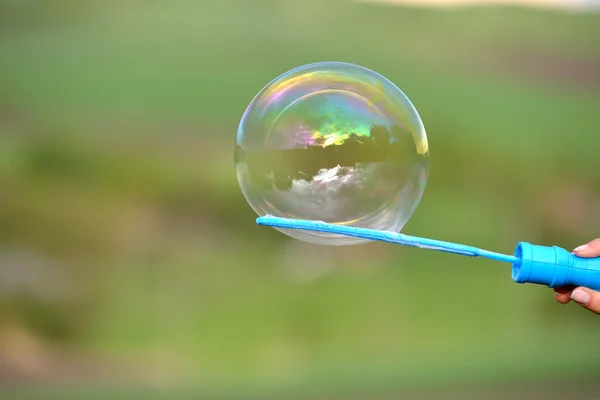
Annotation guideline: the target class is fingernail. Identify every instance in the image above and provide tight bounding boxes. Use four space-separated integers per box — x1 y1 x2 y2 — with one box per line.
573 244 589 253
554 293 563 303
571 289 590 305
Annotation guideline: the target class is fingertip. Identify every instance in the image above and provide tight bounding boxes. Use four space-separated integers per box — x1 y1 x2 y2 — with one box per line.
573 239 600 257
571 288 592 305
554 292 572 304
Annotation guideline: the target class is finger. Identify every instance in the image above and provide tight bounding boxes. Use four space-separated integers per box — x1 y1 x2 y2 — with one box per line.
573 239 600 258
570 287 600 315
555 291 572 304
553 286 574 303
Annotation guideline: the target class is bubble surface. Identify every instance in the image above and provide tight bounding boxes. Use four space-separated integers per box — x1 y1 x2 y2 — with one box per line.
235 62 429 245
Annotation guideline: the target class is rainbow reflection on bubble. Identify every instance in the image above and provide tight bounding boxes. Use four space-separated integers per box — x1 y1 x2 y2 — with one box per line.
235 62 429 245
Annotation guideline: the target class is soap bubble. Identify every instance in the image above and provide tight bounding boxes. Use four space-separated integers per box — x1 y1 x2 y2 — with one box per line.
235 62 429 245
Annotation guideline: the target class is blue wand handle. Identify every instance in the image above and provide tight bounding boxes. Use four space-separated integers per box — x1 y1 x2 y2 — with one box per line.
257 216 600 291
513 242 600 290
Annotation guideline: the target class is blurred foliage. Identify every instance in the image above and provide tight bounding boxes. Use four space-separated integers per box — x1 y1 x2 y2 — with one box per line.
0 0 599 397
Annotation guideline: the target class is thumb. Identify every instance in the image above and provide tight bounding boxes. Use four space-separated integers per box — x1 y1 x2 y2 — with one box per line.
570 287 600 315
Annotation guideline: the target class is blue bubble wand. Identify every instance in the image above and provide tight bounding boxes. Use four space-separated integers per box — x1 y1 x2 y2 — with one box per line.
257 215 600 291
237 61 600 291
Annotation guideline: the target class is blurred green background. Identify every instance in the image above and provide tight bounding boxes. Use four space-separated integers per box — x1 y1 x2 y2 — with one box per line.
1 0 600 398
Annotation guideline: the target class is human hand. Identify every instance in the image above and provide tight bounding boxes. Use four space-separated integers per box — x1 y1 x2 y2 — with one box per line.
554 239 600 315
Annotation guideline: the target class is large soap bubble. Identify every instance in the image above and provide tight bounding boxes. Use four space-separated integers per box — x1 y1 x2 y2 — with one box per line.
235 62 429 245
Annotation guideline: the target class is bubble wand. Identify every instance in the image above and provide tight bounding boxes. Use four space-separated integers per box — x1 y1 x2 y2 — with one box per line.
256 215 600 291
237 61 600 291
